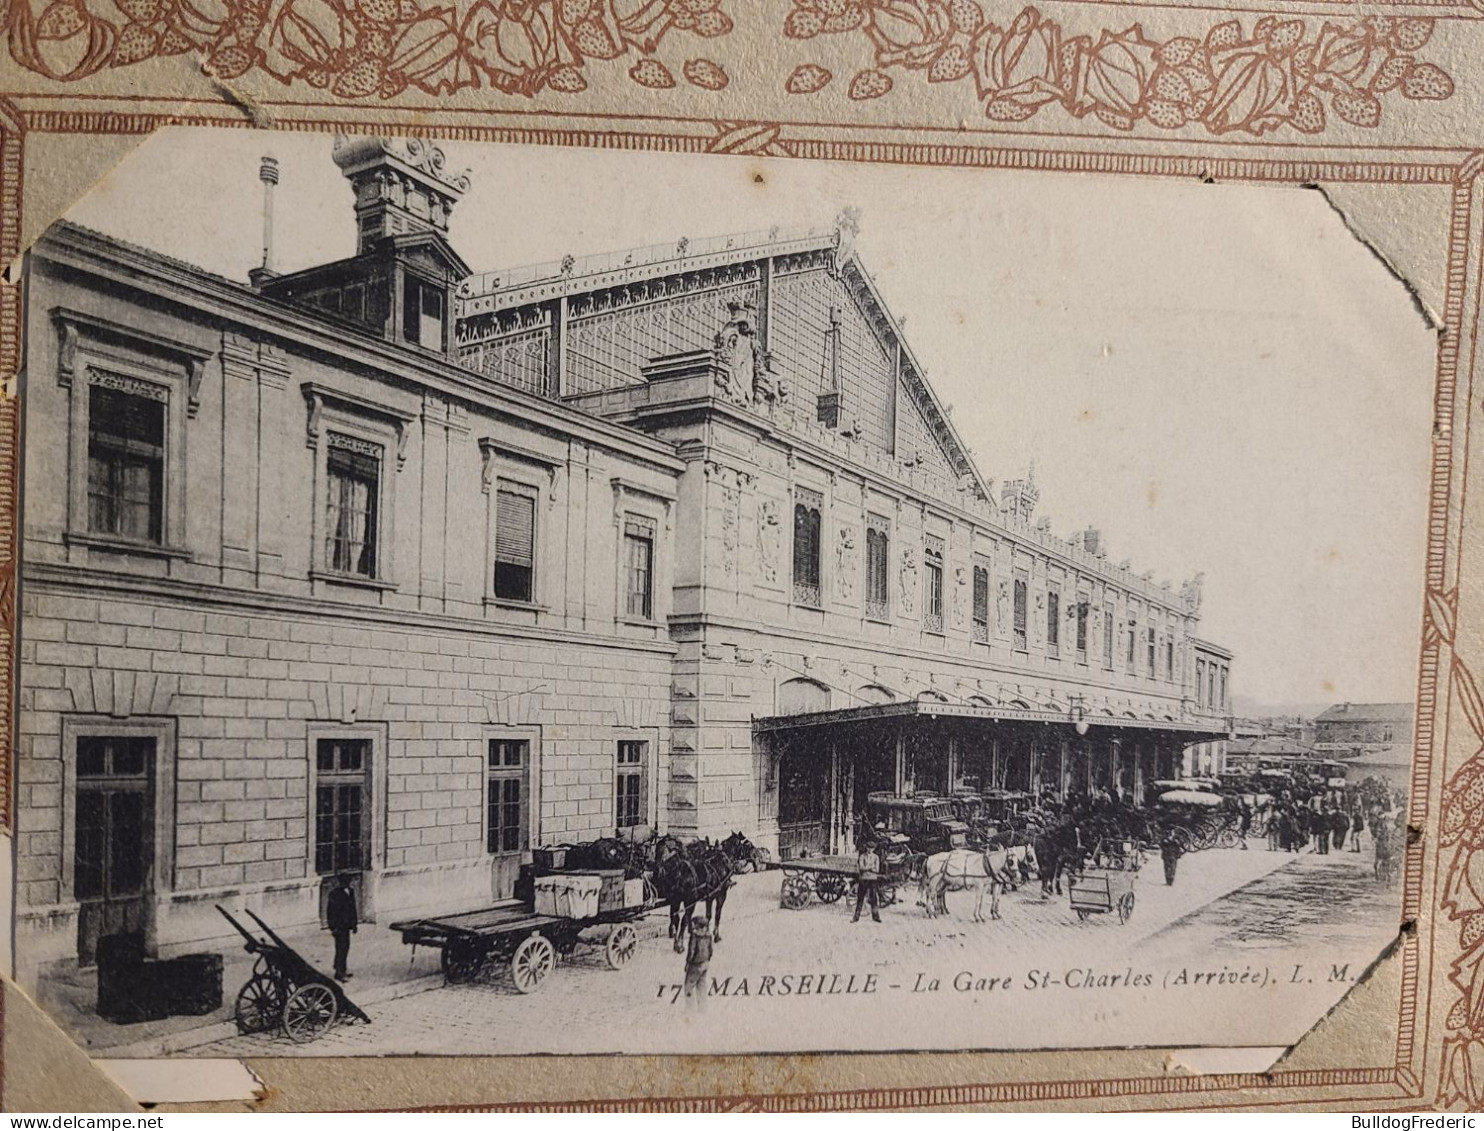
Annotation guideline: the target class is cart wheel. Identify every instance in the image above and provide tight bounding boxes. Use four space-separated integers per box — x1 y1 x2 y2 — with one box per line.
234 974 284 1035
282 983 338 1043
1216 828 1240 850
605 923 639 970
1075 908 1091 921
815 873 848 903
511 933 557 992
878 884 898 907
1118 892 1135 924
441 941 484 984
780 874 811 910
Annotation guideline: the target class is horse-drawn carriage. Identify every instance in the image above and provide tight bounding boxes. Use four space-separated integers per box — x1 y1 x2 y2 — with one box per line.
1155 789 1243 852
217 905 371 1043
865 792 971 855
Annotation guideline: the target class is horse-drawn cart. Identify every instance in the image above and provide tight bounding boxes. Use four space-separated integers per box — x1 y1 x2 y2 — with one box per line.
773 853 922 910
1067 841 1139 925
391 890 659 993
217 905 372 1043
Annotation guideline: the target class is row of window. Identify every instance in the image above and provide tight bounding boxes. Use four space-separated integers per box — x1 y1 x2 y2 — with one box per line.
86 383 659 617
1195 657 1231 713
796 499 1185 681
73 732 651 902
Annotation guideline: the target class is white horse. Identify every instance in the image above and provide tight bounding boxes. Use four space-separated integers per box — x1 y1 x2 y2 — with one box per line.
919 844 1037 922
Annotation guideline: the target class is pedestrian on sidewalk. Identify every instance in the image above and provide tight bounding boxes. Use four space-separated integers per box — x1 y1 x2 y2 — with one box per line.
328 873 358 982
1316 806 1330 855
853 835 882 924
1160 833 1183 887
683 914 712 1012
1351 809 1365 853
1330 806 1349 852
1238 802 1251 850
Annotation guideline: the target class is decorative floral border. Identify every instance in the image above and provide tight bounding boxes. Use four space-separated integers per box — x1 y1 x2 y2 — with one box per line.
783 1 1455 136
5 0 734 97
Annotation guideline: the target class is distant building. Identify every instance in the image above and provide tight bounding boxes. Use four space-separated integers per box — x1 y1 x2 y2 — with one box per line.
1314 702 1414 792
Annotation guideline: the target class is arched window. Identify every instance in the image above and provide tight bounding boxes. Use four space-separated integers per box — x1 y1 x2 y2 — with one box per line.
777 677 830 717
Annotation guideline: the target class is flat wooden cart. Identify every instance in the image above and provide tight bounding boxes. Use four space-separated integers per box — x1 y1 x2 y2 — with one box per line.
771 855 912 911
391 900 654 993
1067 841 1139 925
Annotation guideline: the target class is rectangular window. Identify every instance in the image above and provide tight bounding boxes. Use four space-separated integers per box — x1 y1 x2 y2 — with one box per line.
1075 598 1089 658
1046 586 1060 654
486 739 529 855
866 518 890 620
1013 575 1028 651
315 738 370 875
403 275 446 351
494 487 536 602
972 563 989 643
1147 626 1157 677
624 524 654 620
74 736 153 902
1165 637 1175 680
616 740 647 829
792 489 822 607
325 438 381 577
1197 658 1208 708
1218 667 1227 711
88 385 165 544
1126 624 1137 672
923 538 944 633
1103 609 1115 668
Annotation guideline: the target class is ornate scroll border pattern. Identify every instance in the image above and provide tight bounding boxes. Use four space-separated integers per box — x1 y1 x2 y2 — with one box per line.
782 1 1455 137
6 0 735 98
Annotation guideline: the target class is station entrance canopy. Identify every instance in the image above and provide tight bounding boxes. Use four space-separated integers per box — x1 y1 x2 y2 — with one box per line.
752 698 1232 860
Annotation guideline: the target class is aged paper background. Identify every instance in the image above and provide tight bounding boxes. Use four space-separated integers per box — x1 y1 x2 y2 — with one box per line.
1 0 1482 1110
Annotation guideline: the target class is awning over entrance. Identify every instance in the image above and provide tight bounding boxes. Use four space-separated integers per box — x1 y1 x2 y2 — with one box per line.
754 699 1232 739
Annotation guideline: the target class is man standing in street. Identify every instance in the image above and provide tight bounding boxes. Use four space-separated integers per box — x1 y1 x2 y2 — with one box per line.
328 873 358 982
1160 832 1183 886
853 834 883 923
683 913 712 1012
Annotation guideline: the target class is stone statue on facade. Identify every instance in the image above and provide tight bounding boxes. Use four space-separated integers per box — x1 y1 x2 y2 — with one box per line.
899 546 918 616
757 498 782 584
714 300 783 408
837 526 858 602
1180 572 1205 610
996 579 1010 635
952 566 969 630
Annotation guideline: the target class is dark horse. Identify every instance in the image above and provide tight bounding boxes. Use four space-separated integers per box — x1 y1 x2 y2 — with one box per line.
650 834 745 952
1033 820 1086 899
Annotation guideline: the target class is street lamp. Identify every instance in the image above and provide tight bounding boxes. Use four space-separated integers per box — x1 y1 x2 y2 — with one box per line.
1069 694 1090 737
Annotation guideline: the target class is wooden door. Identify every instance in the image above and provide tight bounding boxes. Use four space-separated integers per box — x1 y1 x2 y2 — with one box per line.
74 736 154 966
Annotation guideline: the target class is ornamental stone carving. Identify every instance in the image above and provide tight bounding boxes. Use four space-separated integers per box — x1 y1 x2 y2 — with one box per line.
899 546 918 616
837 525 859 602
757 499 782 585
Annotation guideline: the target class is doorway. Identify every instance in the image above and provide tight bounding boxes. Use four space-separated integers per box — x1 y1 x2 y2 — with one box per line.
74 736 155 966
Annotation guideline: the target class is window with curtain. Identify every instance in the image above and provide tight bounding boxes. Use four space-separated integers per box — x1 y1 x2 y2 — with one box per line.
923 537 944 633
494 487 536 601
792 489 822 607
325 437 381 577
624 521 654 619
972 562 989 643
1013 575 1028 650
866 517 890 620
88 384 165 544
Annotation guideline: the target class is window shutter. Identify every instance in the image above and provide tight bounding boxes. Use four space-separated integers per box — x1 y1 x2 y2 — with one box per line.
495 491 535 566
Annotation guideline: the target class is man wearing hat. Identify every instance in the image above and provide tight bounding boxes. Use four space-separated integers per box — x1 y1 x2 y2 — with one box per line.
327 873 359 982
853 828 883 924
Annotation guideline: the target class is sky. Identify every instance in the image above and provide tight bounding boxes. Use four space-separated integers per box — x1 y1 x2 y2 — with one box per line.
63 129 1441 710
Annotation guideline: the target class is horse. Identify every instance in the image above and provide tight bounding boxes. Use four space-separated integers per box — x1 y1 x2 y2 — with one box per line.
650 834 738 952
1033 821 1085 899
918 843 1037 922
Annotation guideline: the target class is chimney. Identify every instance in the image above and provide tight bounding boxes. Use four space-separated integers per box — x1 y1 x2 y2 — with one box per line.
1083 526 1101 557
249 156 279 290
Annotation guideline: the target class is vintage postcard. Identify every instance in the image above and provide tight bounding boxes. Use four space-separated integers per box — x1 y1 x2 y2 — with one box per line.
0 0 1481 1114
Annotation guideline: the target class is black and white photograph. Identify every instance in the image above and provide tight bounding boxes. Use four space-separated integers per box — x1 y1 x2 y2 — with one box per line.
11 128 1435 1059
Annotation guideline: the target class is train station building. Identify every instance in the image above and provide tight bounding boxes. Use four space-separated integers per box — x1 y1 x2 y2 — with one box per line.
15 138 1234 975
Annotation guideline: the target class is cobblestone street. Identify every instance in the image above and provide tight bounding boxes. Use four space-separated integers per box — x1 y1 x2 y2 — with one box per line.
192 839 1399 1056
